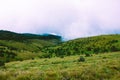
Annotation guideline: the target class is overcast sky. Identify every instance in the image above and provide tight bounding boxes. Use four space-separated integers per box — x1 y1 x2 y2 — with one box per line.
0 0 120 40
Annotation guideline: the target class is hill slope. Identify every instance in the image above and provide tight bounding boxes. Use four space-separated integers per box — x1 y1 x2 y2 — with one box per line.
0 30 62 62
42 34 120 57
0 31 120 79
0 30 62 51
1 30 120 62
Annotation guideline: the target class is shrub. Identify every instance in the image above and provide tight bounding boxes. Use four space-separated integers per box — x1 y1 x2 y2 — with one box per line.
85 52 91 57
78 56 85 62
0 60 5 67
103 56 107 59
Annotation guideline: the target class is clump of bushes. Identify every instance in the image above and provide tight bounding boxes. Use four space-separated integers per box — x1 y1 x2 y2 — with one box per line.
78 56 85 62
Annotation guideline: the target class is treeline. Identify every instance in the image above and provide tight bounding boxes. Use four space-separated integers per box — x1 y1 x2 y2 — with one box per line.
42 35 120 57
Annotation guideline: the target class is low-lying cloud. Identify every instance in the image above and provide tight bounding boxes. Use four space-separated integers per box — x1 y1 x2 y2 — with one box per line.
0 0 120 40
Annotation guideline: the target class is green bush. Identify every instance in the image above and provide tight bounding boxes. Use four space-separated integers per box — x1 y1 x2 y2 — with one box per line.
78 56 85 62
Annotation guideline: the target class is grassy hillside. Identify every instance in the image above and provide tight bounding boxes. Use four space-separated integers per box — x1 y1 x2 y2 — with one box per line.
0 30 120 79
0 30 62 50
0 30 62 63
0 52 120 80
42 34 120 57
1 30 120 63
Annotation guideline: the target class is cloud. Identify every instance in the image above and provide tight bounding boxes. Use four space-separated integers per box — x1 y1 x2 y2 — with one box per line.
0 0 120 40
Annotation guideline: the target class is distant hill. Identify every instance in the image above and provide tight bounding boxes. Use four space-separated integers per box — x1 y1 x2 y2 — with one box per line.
0 30 62 62
0 30 62 41
42 34 120 57
0 30 62 50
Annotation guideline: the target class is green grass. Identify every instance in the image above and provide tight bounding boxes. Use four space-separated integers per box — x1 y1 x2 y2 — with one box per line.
0 52 120 80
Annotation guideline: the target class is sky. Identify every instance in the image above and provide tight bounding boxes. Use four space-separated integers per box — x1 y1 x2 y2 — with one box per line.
0 0 120 40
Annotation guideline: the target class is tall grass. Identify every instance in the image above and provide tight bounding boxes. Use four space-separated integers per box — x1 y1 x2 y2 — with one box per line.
0 52 120 80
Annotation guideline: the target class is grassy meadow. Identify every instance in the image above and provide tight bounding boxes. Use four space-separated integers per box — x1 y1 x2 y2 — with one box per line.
0 31 120 80
0 52 120 80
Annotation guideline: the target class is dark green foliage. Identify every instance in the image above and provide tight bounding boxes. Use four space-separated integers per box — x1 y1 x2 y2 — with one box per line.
78 56 85 62
0 60 5 66
0 46 17 63
85 52 91 57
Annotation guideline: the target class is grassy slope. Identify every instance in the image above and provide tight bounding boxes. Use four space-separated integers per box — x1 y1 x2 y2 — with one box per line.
0 52 120 80
0 30 61 52
42 34 120 56
0 31 120 79
0 39 56 52
0 30 62 62
0 39 59 62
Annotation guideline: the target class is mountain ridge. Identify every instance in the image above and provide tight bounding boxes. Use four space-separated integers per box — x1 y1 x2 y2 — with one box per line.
0 30 62 41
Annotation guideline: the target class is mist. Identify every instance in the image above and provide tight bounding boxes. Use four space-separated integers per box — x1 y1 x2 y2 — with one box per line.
0 0 120 40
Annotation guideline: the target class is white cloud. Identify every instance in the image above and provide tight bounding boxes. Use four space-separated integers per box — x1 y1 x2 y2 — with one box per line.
0 0 120 39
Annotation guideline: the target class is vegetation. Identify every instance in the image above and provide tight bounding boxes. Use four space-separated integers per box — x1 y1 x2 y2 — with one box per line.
0 52 120 80
0 30 120 79
42 34 120 57
0 30 62 64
